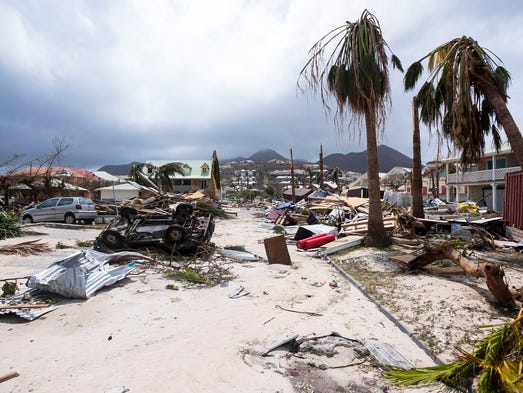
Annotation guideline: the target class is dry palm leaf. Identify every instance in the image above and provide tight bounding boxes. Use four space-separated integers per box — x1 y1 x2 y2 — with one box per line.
0 239 52 256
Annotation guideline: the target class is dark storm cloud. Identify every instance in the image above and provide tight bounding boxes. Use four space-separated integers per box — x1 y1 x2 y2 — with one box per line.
0 0 522 170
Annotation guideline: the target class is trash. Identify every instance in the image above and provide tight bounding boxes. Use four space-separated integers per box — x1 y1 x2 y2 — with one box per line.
0 239 52 256
263 334 301 356
0 289 57 321
296 233 336 249
228 286 250 299
0 371 20 384
26 250 143 299
165 284 179 290
95 203 215 255
294 224 338 241
219 248 260 261
263 235 292 265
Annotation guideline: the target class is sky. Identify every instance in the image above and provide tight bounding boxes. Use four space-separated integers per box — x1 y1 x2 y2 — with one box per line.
0 0 522 171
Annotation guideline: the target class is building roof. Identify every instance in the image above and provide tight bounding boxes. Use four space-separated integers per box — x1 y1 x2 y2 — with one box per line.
95 182 144 191
92 171 121 182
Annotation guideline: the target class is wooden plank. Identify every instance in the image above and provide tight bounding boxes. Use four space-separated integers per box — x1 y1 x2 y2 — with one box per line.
362 339 414 369
263 235 292 265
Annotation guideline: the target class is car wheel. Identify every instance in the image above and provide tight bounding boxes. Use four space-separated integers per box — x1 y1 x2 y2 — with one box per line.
120 207 138 221
83 219 94 225
64 213 76 224
101 230 125 249
165 225 186 243
175 203 193 217
22 215 33 224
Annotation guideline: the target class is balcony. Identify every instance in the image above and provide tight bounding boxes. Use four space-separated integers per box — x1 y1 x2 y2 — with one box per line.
447 166 520 184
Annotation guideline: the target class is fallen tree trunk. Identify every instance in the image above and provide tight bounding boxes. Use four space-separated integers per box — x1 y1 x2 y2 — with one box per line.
406 241 521 309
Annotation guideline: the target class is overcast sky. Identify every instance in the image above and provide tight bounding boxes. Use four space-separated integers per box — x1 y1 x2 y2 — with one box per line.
0 0 521 170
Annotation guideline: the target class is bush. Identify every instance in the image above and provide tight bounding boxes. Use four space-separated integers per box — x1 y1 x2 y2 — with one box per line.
0 209 23 239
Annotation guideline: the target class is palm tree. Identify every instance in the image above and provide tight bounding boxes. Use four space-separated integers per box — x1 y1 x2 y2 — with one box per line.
299 9 403 247
411 96 424 218
128 162 184 192
385 309 523 392
404 36 523 168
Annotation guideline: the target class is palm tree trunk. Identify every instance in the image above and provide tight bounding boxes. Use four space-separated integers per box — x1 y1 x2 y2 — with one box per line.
364 108 389 247
411 97 424 218
484 86 523 169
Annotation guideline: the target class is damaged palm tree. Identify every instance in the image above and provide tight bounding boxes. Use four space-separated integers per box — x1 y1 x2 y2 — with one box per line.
385 309 523 393
299 9 403 247
406 240 523 309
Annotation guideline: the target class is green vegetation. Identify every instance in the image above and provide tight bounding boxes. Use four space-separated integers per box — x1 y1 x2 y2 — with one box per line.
385 311 523 392
0 209 23 239
164 268 212 285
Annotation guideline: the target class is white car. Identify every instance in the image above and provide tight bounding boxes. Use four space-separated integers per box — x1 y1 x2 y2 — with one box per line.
20 197 97 224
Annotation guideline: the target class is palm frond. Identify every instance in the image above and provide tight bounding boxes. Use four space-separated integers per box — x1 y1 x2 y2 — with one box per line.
404 61 423 90
391 54 404 72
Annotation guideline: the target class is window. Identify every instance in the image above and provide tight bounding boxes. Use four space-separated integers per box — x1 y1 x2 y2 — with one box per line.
58 198 74 206
39 198 59 208
487 158 506 170
201 164 209 176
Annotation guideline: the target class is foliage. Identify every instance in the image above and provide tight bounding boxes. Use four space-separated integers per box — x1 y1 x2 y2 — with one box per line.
298 9 402 248
385 310 523 392
164 268 212 285
298 9 403 136
1 281 17 296
128 162 185 192
404 36 512 164
0 209 23 239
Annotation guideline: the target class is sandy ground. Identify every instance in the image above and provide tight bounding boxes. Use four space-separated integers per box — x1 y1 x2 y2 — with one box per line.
3 207 519 392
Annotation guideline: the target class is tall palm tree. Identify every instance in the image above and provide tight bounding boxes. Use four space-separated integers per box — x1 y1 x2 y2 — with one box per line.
299 9 403 247
404 36 523 168
411 96 424 218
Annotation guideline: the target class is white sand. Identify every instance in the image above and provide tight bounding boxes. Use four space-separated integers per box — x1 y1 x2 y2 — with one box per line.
0 208 447 392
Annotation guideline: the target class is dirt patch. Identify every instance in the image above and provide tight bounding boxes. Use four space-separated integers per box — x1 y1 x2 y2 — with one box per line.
331 244 523 362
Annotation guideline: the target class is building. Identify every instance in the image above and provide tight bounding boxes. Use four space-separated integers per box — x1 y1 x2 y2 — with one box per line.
442 142 520 212
145 160 212 193
95 181 144 201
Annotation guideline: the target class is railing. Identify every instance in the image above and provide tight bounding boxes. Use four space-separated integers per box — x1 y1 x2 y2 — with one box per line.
447 166 520 184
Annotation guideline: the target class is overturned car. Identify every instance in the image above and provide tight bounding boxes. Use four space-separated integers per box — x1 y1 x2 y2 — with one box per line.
94 203 215 255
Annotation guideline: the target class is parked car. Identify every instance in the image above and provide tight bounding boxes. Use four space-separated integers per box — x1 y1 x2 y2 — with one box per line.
20 197 97 224
94 203 215 254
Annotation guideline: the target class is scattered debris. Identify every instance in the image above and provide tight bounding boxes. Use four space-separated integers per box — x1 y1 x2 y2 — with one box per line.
0 239 52 255
0 371 20 384
228 286 250 299
27 249 145 299
263 235 292 265
95 202 215 255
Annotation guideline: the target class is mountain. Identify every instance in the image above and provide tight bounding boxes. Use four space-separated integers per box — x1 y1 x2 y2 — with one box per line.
97 162 138 176
323 145 412 173
249 149 288 162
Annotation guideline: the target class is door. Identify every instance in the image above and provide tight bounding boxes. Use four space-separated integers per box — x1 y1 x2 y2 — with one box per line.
33 198 59 222
56 197 74 221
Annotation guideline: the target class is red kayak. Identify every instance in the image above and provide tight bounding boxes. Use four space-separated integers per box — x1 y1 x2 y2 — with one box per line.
296 233 335 249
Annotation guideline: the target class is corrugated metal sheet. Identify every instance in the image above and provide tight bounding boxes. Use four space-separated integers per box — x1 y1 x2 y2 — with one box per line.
27 250 139 299
504 171 523 229
0 289 57 321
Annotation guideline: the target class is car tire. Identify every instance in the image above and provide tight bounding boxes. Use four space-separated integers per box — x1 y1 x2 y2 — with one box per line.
22 215 33 224
120 207 138 221
83 219 94 225
101 230 125 249
175 203 193 217
164 225 187 243
64 213 76 224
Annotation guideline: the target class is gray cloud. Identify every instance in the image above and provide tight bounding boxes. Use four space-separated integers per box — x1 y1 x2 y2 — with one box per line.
0 0 521 170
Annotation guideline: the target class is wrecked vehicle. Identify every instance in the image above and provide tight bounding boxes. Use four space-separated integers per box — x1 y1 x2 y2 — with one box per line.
94 203 215 254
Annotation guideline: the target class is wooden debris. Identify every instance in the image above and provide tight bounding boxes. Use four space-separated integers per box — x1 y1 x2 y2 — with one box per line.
0 303 52 310
0 239 52 256
0 371 19 384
